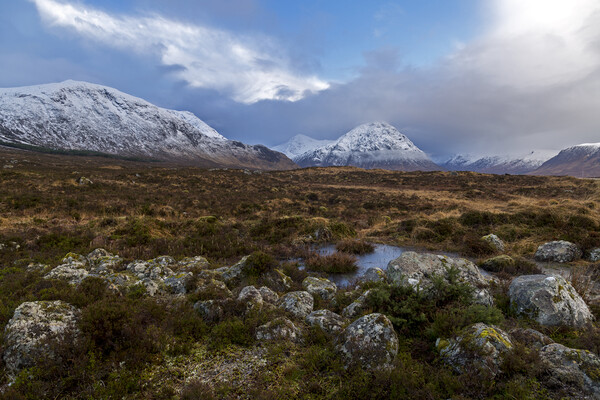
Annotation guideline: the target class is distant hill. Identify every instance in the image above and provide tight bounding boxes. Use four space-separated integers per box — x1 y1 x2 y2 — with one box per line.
532 143 600 177
442 150 556 175
0 80 295 170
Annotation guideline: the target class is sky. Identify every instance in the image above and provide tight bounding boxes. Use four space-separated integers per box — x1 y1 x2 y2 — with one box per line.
0 0 599 160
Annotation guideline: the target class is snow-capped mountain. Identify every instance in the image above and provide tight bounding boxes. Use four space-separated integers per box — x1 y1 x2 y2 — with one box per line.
533 143 600 177
291 122 441 171
272 134 335 159
442 150 557 175
0 80 295 170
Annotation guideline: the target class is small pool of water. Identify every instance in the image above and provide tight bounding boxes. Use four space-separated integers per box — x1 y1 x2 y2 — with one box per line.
301 243 474 287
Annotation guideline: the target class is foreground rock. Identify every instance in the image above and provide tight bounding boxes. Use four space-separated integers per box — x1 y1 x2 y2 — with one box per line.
336 313 398 370
342 290 371 319
306 310 346 335
387 252 493 306
534 241 582 263
237 286 263 313
255 317 302 343
509 275 592 328
540 343 600 398
437 323 512 376
302 277 337 301
278 291 314 319
3 301 80 377
362 267 386 283
480 255 515 272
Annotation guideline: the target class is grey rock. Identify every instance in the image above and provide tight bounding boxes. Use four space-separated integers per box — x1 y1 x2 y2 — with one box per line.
302 276 337 301
164 272 194 295
237 286 263 312
221 256 249 286
278 291 314 319
337 313 399 370
194 300 224 322
77 176 93 185
306 310 345 335
386 252 492 305
255 317 302 343
534 241 582 263
3 301 80 377
127 260 174 281
258 286 279 304
177 256 210 272
132 278 160 297
436 323 512 376
44 263 89 285
588 248 600 262
481 234 505 252
362 267 386 283
61 252 88 266
148 255 176 268
263 269 293 292
195 278 232 300
342 290 371 319
540 343 600 398
509 274 593 328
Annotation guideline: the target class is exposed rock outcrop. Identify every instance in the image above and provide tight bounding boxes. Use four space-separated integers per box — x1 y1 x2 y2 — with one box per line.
534 241 582 263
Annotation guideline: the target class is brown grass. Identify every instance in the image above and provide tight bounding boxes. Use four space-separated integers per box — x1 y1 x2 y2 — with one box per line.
305 252 358 274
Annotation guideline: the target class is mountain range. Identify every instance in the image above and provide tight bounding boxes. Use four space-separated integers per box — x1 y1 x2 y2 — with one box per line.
0 80 295 170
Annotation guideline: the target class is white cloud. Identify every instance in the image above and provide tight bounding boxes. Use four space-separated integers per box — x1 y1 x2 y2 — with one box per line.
29 0 329 104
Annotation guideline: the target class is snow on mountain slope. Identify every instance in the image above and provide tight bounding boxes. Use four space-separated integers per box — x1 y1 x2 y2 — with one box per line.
0 80 294 170
443 150 557 175
272 134 335 159
293 122 441 171
533 144 600 177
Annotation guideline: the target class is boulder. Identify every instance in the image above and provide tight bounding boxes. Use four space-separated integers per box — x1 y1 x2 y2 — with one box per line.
263 269 293 292
509 274 593 328
588 248 600 263
278 291 314 319
221 256 249 286
132 278 160 297
436 323 512 376
534 241 582 263
148 255 176 268
362 267 386 283
61 252 87 265
193 300 224 322
509 328 554 350
177 256 210 272
480 255 515 272
342 290 371 319
258 286 279 304
3 301 80 377
44 263 89 285
127 260 174 281
306 310 345 335
386 252 492 305
164 272 194 295
336 313 398 370
540 343 600 398
237 286 263 312
302 276 337 301
87 249 124 273
255 318 302 343
481 234 505 252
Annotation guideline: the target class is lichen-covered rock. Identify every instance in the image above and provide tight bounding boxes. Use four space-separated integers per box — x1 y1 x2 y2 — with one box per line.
534 241 582 263
127 260 174 281
337 313 398 370
195 278 232 300
509 274 593 328
164 272 194 295
194 300 224 322
132 278 160 297
148 255 176 268
481 234 505 252
362 267 386 283
86 248 112 263
3 301 80 377
221 256 249 286
480 255 515 272
237 286 263 312
588 248 600 262
540 343 600 398
44 263 89 285
258 286 279 304
255 317 302 343
436 323 512 376
86 249 124 273
386 252 492 305
263 269 293 292
177 256 210 272
509 328 554 350
342 290 371 319
278 291 314 319
302 276 337 301
306 310 345 335
61 252 87 265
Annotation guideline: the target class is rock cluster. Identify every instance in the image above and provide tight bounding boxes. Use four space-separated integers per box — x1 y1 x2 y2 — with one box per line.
534 240 582 263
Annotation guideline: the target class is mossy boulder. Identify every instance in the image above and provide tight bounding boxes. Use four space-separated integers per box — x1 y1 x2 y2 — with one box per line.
480 255 515 272
540 343 600 398
237 285 263 313
306 309 346 336
362 267 386 283
302 276 337 301
534 241 582 263
255 317 302 343
481 234 505 252
277 291 314 319
437 323 512 376
509 274 592 328
342 290 371 319
336 313 398 370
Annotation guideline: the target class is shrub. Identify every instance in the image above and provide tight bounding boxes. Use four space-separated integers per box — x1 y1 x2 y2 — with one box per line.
335 239 375 255
244 251 277 276
305 252 358 274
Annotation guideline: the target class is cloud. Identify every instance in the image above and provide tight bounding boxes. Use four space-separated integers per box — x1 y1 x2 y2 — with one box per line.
29 0 329 104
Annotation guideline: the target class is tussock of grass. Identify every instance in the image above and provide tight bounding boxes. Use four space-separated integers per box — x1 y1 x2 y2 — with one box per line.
335 239 375 255
305 252 358 274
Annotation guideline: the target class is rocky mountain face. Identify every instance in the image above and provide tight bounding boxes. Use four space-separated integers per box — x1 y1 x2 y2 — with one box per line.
0 80 295 170
442 151 556 175
283 122 441 171
533 144 600 177
272 134 334 159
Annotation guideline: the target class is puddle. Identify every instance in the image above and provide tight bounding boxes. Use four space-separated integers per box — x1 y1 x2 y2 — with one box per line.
301 243 471 287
